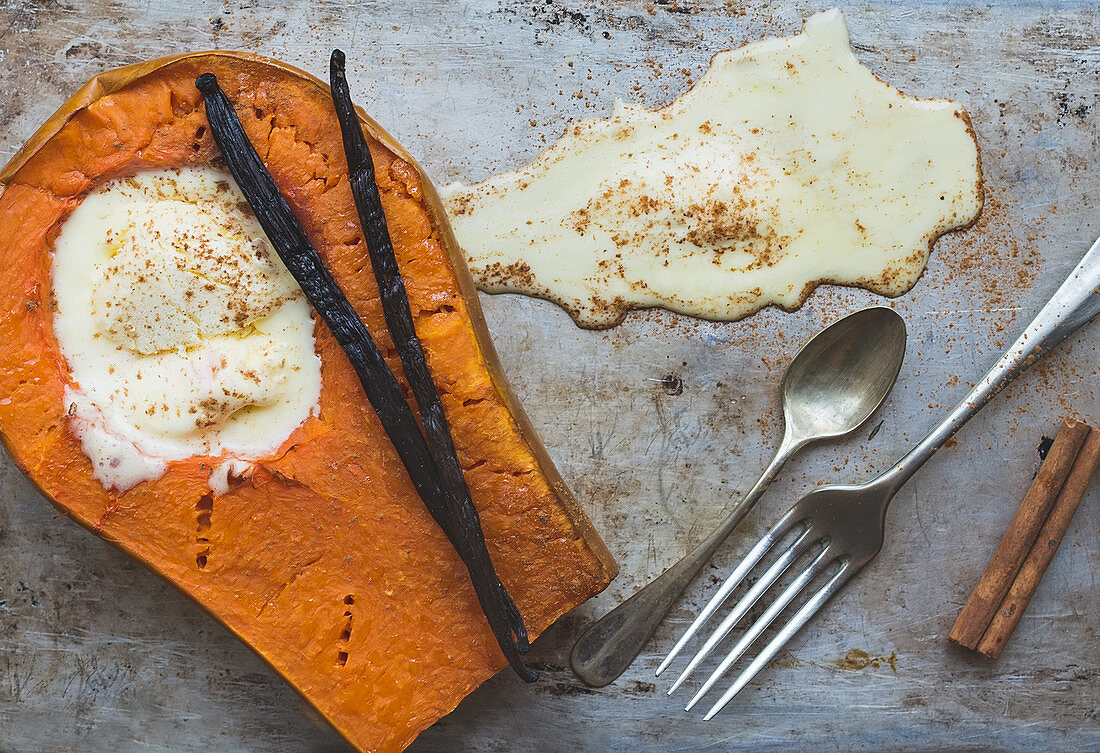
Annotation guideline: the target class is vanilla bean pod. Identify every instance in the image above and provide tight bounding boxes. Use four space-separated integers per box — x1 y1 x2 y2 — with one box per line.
327 51 532 671
196 72 535 682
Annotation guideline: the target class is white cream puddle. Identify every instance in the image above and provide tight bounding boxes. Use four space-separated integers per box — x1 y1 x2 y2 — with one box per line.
52 167 322 492
442 9 983 328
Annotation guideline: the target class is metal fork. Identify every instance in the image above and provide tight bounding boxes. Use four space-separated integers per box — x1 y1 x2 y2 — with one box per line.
659 232 1100 719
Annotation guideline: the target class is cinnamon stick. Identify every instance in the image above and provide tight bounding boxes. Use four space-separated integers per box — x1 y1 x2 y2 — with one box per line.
948 418 1090 649
976 427 1100 658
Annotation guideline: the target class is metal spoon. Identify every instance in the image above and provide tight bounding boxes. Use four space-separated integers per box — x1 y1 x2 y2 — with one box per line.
569 306 907 687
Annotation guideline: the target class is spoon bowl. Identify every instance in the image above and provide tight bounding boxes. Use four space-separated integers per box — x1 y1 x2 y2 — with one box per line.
782 307 908 442
570 306 907 688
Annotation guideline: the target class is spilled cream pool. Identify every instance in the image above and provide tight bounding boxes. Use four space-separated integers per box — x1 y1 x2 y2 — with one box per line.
442 9 983 328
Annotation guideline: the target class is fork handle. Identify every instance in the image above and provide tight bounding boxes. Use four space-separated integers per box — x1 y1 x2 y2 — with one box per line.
881 233 1100 494
569 438 798 687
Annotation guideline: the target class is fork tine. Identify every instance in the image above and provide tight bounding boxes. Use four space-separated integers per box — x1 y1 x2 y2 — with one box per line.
656 508 808 678
683 541 834 711
666 522 815 695
701 558 857 720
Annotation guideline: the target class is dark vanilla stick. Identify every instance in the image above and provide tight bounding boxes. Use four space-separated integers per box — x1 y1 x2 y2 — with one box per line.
196 71 536 681
327 50 534 681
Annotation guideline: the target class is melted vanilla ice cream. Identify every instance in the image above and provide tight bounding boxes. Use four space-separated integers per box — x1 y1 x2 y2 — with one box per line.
52 167 321 492
443 9 983 328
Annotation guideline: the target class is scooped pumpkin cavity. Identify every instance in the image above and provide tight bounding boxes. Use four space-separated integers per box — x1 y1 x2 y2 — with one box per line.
52 166 322 492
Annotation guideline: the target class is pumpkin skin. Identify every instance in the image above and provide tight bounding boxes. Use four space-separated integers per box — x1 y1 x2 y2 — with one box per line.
0 52 616 753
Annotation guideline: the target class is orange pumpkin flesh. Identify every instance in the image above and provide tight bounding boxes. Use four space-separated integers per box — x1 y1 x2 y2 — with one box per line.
0 53 616 753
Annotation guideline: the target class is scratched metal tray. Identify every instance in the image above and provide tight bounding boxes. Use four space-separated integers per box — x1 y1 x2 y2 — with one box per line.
0 2 1096 752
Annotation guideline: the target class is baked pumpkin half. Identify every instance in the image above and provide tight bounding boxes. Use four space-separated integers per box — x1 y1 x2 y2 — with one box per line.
0 52 616 753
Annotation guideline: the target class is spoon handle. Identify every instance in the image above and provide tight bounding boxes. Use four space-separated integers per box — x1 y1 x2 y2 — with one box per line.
569 434 799 687
880 232 1100 494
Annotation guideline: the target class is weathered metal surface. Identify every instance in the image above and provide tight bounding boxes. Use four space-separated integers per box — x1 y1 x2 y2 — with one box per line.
0 1 1097 751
